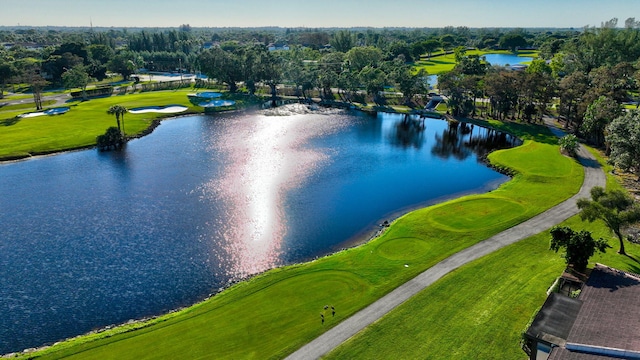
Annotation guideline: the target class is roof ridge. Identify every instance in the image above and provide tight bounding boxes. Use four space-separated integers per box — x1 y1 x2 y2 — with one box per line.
566 342 640 359
594 263 640 282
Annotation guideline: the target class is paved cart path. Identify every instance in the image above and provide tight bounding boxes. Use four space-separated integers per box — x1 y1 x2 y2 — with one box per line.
286 122 605 360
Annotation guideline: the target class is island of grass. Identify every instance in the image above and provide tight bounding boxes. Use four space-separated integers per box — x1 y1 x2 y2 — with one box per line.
15 118 602 360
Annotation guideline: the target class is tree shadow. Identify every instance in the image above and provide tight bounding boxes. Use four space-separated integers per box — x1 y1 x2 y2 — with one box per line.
624 253 640 265
0 116 21 126
424 59 454 65
577 156 602 169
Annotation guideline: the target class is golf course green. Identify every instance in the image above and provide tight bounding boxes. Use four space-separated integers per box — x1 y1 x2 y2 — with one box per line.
5 109 586 359
3 88 636 360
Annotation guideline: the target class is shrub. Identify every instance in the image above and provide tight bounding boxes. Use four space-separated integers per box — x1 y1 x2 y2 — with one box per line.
558 134 579 156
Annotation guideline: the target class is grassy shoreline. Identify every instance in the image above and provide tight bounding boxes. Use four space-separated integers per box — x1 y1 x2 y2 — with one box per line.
326 149 640 359
5 115 587 359
0 89 263 162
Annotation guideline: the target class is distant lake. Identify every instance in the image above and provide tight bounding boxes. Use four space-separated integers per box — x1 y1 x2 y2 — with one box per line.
0 108 520 354
427 53 533 88
483 53 533 66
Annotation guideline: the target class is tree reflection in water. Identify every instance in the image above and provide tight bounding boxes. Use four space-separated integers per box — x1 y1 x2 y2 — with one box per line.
388 114 427 149
432 119 522 160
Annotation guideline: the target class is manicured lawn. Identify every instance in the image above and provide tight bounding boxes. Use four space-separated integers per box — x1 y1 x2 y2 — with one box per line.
0 99 56 112
22 120 585 359
325 215 640 360
1 93 34 100
0 89 203 160
326 153 639 360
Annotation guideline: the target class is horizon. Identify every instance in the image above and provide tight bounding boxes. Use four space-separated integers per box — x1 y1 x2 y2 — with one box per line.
1 0 638 29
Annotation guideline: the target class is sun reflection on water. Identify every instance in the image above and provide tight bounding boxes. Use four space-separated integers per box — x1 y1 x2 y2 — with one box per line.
203 112 347 280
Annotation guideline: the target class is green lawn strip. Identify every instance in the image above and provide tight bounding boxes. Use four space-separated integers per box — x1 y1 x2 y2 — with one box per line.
0 89 204 160
22 122 584 359
0 100 57 113
325 215 640 360
2 93 34 100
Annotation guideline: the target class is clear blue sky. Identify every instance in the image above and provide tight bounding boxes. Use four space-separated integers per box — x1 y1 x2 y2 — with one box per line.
1 0 638 28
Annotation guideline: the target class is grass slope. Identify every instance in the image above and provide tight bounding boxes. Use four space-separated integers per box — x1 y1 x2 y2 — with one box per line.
20 120 584 359
326 149 639 359
325 216 640 360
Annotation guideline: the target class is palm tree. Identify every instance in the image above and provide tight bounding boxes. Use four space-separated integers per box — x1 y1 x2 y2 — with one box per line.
107 105 128 136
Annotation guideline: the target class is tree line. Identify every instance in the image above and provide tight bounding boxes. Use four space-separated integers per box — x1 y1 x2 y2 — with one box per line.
0 24 579 98
1 21 640 153
438 20 640 143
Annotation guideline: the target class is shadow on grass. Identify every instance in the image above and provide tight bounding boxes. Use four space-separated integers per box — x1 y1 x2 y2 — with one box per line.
625 262 640 276
0 116 21 126
424 60 455 65
625 253 640 264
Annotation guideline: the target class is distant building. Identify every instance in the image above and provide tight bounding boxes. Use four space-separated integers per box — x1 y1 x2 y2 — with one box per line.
509 64 528 71
522 264 640 360
2 42 48 50
267 43 289 51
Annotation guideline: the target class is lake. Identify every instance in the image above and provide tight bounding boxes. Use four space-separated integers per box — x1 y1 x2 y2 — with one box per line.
426 53 533 88
483 53 533 66
0 107 520 353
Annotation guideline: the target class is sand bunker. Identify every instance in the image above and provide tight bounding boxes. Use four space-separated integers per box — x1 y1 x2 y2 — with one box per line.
19 107 70 118
128 105 188 114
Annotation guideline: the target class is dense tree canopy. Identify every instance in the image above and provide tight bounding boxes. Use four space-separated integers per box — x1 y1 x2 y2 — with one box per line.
62 64 91 100
577 186 640 255
606 110 640 180
549 226 609 271
0 21 638 133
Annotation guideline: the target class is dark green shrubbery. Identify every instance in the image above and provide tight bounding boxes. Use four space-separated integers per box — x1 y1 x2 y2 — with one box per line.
96 126 124 151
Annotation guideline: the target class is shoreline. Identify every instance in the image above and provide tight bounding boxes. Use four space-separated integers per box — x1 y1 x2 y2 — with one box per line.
4 178 514 357
0 109 204 164
0 98 424 163
1 104 521 357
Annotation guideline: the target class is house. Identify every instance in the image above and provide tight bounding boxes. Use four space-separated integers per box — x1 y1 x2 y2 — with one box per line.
267 43 289 51
522 264 640 359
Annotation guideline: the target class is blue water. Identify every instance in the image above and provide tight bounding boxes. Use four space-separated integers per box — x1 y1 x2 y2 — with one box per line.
43 107 70 115
0 109 519 353
426 74 438 88
483 53 533 66
195 92 222 98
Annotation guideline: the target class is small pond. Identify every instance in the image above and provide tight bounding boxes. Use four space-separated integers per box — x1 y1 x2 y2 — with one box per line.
483 53 533 66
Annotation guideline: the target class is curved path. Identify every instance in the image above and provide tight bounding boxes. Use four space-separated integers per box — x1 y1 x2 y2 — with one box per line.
286 123 606 360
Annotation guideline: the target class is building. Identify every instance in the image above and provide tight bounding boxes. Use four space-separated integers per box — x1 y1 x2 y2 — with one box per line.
523 264 640 360
267 43 289 51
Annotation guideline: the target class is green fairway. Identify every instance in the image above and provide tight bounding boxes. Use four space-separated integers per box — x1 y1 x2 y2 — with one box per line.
20 119 586 360
325 215 640 360
427 197 525 232
0 89 203 160
326 153 639 360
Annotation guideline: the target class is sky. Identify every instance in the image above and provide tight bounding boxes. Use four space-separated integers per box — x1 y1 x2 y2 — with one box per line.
0 0 638 29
